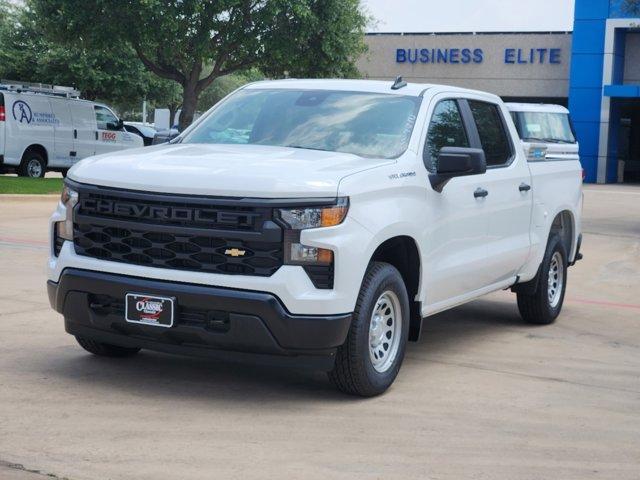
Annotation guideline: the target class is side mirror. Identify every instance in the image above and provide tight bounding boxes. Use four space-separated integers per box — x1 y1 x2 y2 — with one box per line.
429 146 487 192
107 119 124 131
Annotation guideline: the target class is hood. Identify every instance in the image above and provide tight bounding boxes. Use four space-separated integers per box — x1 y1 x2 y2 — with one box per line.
68 144 393 198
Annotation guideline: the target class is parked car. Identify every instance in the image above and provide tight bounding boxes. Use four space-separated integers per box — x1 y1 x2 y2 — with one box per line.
506 103 579 162
47 79 583 396
152 128 179 145
123 122 157 146
0 81 144 177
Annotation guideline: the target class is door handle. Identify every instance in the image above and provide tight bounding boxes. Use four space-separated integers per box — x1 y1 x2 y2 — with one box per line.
73 129 77 139
95 131 99 140
474 188 489 198
519 183 531 192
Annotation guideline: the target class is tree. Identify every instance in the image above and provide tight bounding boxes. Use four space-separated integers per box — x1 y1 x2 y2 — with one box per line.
197 68 264 111
0 2 148 109
31 0 368 130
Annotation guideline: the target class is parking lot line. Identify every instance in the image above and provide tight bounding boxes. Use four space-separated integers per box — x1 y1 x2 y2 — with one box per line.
567 297 640 311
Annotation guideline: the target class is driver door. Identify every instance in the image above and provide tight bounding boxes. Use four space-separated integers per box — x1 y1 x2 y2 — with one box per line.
94 105 130 155
421 97 492 307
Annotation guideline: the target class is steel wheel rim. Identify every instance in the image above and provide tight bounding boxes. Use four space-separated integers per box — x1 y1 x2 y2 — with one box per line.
369 290 402 373
547 251 564 308
27 159 42 177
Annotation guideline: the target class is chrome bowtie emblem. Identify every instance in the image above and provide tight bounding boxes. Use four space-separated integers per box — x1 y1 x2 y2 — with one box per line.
224 248 246 257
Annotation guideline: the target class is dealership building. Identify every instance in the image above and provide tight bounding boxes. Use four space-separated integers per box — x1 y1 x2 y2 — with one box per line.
357 0 640 183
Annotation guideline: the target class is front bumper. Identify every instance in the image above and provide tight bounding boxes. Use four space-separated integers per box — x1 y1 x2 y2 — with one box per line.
49 268 352 370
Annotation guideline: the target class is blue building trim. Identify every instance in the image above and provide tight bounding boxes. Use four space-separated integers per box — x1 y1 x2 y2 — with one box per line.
604 85 640 97
570 0 640 183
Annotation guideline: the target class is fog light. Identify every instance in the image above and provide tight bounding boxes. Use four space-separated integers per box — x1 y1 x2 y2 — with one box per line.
289 243 333 265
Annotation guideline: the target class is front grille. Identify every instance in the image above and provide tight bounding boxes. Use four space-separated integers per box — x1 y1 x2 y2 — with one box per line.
73 187 284 277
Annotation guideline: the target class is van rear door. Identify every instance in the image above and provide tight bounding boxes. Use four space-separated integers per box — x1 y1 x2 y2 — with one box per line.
0 93 5 162
4 93 55 167
49 98 75 168
69 101 96 159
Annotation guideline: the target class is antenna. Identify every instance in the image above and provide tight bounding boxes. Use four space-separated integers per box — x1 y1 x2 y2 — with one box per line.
391 76 407 90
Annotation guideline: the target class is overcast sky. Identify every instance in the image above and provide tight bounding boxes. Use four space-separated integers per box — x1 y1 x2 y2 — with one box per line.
361 0 575 33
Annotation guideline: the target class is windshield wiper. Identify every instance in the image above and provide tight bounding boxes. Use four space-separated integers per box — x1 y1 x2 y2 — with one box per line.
285 144 333 153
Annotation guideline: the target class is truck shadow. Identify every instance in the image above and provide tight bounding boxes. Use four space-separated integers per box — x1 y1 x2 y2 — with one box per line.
33 297 530 404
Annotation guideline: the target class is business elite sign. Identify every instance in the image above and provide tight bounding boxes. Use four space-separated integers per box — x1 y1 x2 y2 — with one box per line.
396 47 562 65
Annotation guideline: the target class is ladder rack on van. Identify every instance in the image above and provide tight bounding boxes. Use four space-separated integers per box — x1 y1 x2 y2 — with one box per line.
0 80 81 99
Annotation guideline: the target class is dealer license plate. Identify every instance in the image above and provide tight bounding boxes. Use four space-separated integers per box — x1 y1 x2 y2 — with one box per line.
125 293 175 328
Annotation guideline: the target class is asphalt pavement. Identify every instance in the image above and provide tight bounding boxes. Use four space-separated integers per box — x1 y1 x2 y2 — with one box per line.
0 184 638 480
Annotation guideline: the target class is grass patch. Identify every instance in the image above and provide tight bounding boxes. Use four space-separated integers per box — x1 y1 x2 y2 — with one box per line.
0 176 64 194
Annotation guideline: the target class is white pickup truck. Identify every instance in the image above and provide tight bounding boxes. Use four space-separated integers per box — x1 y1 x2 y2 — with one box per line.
47 79 583 396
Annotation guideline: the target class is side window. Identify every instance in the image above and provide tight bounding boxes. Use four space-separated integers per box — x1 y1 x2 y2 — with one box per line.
94 106 118 130
423 100 469 173
468 100 512 167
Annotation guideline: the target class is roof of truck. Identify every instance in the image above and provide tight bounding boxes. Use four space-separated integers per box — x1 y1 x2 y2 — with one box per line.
505 103 569 114
243 79 501 101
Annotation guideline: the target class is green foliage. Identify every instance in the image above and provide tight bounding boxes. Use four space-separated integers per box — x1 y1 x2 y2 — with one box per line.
29 0 369 129
0 3 140 113
197 69 264 111
0 1 190 117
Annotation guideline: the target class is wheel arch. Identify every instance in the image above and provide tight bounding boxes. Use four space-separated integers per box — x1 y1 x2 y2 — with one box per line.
21 143 49 165
369 235 423 342
549 208 576 261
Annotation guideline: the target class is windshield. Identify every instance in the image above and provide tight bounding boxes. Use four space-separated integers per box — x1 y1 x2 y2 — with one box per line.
511 111 576 144
182 89 422 159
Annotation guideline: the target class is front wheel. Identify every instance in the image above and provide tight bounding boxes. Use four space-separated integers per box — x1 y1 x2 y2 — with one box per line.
517 234 568 325
329 262 410 397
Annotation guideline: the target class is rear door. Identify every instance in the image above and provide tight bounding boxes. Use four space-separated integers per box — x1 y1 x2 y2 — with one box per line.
69 101 96 159
4 93 54 166
466 99 532 284
49 98 75 168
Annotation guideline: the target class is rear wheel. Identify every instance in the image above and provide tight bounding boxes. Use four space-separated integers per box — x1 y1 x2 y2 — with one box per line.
18 151 46 178
75 336 141 358
329 262 410 396
517 234 568 325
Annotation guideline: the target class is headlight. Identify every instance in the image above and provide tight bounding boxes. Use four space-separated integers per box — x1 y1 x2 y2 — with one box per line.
277 198 348 230
56 185 78 241
278 198 347 266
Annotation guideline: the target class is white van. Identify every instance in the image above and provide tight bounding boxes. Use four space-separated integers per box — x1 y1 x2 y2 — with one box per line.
506 103 579 162
0 81 144 177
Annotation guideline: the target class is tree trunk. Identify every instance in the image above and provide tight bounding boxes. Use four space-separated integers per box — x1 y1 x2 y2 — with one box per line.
178 87 199 131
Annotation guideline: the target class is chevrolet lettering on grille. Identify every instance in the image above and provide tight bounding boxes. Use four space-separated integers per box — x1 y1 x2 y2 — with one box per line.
80 198 262 227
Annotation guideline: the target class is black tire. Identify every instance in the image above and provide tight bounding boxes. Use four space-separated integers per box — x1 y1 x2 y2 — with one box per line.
75 336 141 358
18 151 46 178
517 234 568 325
329 262 410 397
